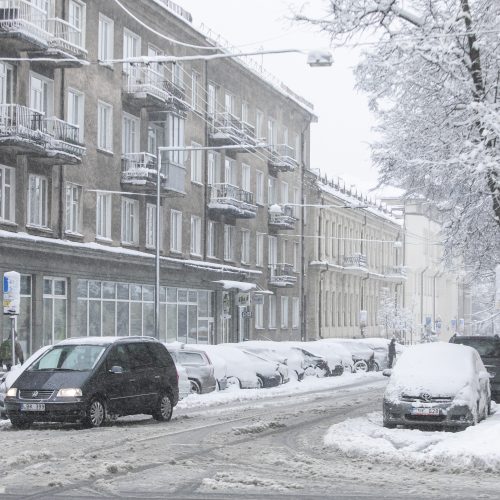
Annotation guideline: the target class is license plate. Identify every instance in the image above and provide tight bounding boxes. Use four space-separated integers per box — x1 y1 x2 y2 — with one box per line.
411 407 440 416
21 403 45 412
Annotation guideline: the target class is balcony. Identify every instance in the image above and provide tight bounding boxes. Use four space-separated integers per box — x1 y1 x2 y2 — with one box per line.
123 67 188 113
268 144 298 174
268 263 297 288
208 183 257 219
121 152 186 195
0 0 51 51
209 112 256 151
0 104 85 164
43 17 87 66
342 253 368 275
268 204 297 230
382 265 407 281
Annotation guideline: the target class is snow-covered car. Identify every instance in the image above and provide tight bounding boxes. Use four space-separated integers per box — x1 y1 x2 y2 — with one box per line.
239 350 283 387
383 342 491 430
236 345 289 383
301 342 347 376
175 362 191 400
201 345 260 389
357 338 405 370
318 339 377 372
0 345 52 419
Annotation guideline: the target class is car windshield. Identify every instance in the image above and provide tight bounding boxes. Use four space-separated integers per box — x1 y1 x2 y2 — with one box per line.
28 345 106 371
452 338 500 357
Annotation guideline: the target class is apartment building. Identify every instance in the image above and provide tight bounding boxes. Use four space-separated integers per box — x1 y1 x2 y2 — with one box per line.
304 172 405 339
0 0 316 356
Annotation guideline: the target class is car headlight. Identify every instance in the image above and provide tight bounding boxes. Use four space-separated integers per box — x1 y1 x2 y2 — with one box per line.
6 387 17 398
56 388 82 398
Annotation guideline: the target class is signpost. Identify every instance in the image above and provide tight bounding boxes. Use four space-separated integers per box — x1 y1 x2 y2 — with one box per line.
3 271 20 370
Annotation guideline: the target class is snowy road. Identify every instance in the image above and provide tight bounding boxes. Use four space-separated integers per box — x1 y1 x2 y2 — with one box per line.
1 375 500 499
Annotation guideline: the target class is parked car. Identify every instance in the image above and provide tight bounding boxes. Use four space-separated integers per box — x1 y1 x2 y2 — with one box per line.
237 345 289 383
319 339 377 372
175 362 191 400
383 342 491 430
302 342 345 376
168 348 217 394
357 338 405 370
239 350 283 387
449 335 500 402
5 336 179 429
291 347 331 377
0 345 52 419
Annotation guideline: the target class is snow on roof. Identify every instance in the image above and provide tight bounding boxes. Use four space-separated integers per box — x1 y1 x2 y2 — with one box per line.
212 280 257 292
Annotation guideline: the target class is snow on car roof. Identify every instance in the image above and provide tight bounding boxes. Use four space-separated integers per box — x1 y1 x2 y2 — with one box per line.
57 336 158 346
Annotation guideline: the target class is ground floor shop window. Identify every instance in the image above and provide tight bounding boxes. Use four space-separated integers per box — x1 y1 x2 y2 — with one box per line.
43 277 67 345
77 280 213 342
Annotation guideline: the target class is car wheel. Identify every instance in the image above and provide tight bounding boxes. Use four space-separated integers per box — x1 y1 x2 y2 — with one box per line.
383 421 396 429
353 360 369 373
371 362 380 372
152 393 173 422
83 397 106 428
189 379 201 394
487 397 492 416
257 377 264 389
227 376 241 389
10 416 32 429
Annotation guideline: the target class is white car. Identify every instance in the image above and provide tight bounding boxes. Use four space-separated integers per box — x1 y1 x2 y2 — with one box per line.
175 362 191 400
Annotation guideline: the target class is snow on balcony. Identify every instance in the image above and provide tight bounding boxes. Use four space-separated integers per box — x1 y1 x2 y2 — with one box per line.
268 144 298 173
268 263 297 287
209 112 256 150
208 183 257 219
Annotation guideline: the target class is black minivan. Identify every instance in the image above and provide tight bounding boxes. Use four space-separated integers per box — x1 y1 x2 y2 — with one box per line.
5 336 179 429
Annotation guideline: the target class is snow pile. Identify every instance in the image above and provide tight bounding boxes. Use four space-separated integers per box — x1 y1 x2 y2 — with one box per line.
325 405 500 472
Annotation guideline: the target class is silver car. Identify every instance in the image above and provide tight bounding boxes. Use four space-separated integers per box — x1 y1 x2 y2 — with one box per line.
169 348 217 394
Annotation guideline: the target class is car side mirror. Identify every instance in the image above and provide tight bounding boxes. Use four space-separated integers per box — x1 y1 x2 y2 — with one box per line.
109 365 123 374
382 369 392 377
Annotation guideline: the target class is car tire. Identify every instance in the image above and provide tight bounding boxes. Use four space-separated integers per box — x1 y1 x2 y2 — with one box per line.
82 397 106 428
227 376 241 389
353 360 369 373
371 362 380 372
383 421 396 429
152 393 173 422
487 397 492 416
10 416 32 429
189 379 201 394
257 377 264 389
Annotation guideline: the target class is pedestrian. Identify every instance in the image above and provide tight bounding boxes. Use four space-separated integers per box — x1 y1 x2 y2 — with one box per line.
0 333 24 371
388 338 396 368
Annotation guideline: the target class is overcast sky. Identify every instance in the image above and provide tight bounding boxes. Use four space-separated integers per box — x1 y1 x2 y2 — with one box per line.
180 0 379 192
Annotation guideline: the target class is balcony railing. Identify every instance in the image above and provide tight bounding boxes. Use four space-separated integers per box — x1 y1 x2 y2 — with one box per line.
48 17 86 59
0 0 51 47
122 152 158 185
0 104 85 161
209 112 256 149
383 265 407 278
208 183 257 219
268 204 297 230
124 67 170 102
268 263 297 287
343 253 367 269
268 144 298 173
160 157 186 194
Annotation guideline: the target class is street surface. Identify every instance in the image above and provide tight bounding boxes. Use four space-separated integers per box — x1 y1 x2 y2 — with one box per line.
1 377 500 499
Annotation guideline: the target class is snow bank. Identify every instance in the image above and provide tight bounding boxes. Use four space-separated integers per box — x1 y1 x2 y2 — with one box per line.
324 404 500 472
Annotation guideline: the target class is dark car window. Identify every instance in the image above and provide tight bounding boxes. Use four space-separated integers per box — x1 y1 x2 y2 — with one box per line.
146 344 173 368
127 343 155 369
176 351 207 365
451 338 500 357
29 345 106 371
106 345 131 372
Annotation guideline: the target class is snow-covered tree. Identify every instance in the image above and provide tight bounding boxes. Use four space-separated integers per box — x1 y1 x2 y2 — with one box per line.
376 287 414 341
296 0 500 279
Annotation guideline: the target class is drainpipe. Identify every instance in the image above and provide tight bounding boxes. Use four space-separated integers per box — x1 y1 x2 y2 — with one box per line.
58 67 65 240
203 60 209 261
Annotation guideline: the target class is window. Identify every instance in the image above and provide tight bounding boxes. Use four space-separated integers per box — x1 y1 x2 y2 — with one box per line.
27 174 48 228
293 242 299 271
97 101 113 151
224 225 234 261
123 29 141 75
224 158 236 185
207 221 217 258
68 0 86 48
293 187 300 218
191 71 200 111
294 133 301 162
256 233 264 267
98 13 114 62
283 126 289 146
241 229 250 264
256 109 264 139
255 301 263 329
281 181 289 205
281 296 289 328
191 142 202 183
268 177 277 205
65 183 81 234
241 101 249 123
167 114 185 165
255 170 264 205
191 215 201 255
241 163 251 192
267 118 277 147
170 210 182 252
96 192 111 239
43 277 67 345
172 62 183 88
268 235 277 265
208 151 220 185
67 89 84 142
268 296 276 329
224 92 234 114
0 62 13 105
122 113 140 155
121 198 139 245
281 239 288 264
208 83 217 115
30 72 53 115
146 203 159 249
292 297 300 329
0 165 15 223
